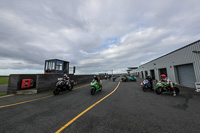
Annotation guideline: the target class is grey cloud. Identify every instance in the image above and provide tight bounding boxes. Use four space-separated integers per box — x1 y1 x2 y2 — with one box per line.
0 0 200 74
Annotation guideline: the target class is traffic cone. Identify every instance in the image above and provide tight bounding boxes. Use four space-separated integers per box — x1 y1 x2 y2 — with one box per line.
141 81 143 88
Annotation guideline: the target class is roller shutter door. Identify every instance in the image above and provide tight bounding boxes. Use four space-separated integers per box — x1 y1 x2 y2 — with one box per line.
177 64 196 88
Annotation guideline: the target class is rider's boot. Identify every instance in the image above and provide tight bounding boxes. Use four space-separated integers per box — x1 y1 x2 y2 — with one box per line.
170 87 176 96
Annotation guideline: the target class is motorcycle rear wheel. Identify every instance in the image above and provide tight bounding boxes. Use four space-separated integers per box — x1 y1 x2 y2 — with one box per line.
174 87 180 95
99 86 102 91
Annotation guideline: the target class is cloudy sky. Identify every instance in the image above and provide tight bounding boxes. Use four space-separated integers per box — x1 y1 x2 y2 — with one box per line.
0 0 200 75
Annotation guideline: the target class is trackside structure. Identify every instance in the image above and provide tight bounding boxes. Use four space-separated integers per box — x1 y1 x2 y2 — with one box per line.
131 40 200 88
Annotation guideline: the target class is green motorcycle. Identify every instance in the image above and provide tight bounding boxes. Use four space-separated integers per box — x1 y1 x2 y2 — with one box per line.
155 82 180 96
90 80 102 95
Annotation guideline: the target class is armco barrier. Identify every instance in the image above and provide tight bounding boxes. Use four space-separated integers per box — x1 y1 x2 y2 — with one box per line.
7 74 103 94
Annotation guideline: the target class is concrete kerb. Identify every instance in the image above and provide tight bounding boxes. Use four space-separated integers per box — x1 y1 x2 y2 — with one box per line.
0 94 15 99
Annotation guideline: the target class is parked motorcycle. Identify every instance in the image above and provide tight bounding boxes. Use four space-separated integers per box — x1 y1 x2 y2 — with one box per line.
53 79 74 95
90 79 102 95
155 82 180 96
142 79 153 92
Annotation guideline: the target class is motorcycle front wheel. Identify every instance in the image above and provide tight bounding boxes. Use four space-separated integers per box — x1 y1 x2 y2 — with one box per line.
53 88 60 95
155 87 162 94
143 86 147 92
91 88 96 95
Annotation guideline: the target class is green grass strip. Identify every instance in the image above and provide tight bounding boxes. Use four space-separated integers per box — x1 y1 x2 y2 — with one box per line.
0 93 6 96
0 77 9 85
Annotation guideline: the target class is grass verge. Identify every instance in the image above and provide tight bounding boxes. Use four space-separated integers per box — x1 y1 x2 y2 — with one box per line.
0 93 6 96
0 77 9 85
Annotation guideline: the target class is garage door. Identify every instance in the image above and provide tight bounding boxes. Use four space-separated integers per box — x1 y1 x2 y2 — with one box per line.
176 64 196 88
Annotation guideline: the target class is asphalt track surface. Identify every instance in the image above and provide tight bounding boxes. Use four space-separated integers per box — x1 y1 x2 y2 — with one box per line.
0 84 7 93
1 78 200 133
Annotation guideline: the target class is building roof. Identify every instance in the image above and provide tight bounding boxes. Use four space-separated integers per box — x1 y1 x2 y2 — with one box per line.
127 67 138 70
45 59 69 63
139 39 200 67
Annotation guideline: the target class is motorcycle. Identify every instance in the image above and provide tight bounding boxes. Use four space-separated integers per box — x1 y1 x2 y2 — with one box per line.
105 76 107 80
90 79 102 95
108 75 111 80
142 79 153 92
129 76 137 82
121 76 129 82
112 76 116 82
53 79 74 95
155 82 180 96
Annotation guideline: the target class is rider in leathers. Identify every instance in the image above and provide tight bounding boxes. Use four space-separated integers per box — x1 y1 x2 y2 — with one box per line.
63 74 71 88
94 76 101 87
160 74 176 96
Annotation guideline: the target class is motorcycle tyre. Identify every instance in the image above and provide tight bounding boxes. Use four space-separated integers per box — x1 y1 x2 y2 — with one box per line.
99 86 102 91
174 87 180 95
156 87 162 94
91 88 96 95
68 86 72 91
53 88 60 95
143 87 147 92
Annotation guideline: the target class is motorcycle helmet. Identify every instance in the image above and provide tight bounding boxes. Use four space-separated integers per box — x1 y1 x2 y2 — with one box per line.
64 74 69 79
94 75 98 80
161 74 166 79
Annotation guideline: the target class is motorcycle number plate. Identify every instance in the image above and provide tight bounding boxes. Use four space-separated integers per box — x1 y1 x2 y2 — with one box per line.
91 83 95 85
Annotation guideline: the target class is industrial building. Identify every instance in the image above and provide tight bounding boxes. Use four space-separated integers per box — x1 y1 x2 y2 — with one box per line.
131 40 200 88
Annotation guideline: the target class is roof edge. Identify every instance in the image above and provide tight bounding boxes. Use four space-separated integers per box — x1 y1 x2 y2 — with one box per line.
139 39 200 67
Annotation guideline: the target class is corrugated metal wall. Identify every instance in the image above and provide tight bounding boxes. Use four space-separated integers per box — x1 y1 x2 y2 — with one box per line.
135 40 200 88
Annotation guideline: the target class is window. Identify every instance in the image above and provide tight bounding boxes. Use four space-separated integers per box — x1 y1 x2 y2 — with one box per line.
45 62 48 70
52 62 55 70
56 61 63 70
46 61 55 70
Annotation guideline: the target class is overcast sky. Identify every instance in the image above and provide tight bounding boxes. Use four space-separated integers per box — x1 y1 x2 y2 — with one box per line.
0 0 200 75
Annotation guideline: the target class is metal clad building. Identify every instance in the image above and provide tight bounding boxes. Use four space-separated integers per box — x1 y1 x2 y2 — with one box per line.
133 40 200 88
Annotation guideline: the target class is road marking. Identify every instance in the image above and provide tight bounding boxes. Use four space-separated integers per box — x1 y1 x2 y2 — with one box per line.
55 81 121 133
0 95 53 108
0 84 90 109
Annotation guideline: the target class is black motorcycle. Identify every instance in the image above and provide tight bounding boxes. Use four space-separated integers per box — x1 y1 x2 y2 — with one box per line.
112 76 116 82
53 79 74 95
121 76 129 82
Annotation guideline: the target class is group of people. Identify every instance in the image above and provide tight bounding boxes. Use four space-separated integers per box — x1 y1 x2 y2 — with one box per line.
63 74 175 94
145 74 175 91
